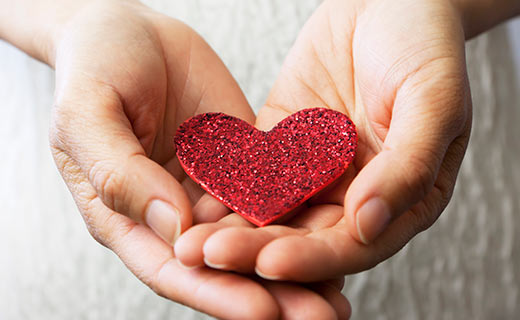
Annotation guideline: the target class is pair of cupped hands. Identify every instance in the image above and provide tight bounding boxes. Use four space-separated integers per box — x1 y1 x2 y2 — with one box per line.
48 0 472 319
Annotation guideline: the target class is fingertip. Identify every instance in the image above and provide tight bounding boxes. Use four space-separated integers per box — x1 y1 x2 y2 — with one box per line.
256 236 338 282
255 267 283 281
176 259 201 271
355 197 392 244
309 282 351 320
345 195 394 246
204 227 274 273
343 202 363 244
174 224 222 268
263 282 338 320
173 234 200 268
255 237 296 281
116 154 194 243
203 257 230 270
202 228 241 269
343 151 401 245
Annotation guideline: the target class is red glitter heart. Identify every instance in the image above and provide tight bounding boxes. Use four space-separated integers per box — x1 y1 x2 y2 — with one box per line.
174 108 358 227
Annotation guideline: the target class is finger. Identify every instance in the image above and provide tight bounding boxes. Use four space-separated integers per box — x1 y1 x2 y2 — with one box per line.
192 193 231 224
256 223 386 281
202 226 307 273
158 261 279 320
90 207 280 320
256 233 349 281
174 223 224 268
307 282 351 320
325 277 346 291
285 204 344 231
174 214 253 268
200 204 341 273
345 59 471 244
262 281 339 320
50 86 192 246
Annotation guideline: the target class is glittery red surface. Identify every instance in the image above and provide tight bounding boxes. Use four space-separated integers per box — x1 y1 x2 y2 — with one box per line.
174 108 358 227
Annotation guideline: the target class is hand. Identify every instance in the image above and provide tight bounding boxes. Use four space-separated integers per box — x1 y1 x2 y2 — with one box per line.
174 0 472 282
46 0 350 318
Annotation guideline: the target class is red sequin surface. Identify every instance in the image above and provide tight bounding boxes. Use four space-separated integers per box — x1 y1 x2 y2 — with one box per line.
174 108 358 226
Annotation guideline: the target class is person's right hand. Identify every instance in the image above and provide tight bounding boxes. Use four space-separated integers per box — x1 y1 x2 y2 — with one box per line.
45 0 350 319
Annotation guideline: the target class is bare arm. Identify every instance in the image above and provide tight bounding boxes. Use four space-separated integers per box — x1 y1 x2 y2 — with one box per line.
454 0 520 38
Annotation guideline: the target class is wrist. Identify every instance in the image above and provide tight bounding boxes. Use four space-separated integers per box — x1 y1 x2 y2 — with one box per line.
452 0 520 39
0 0 87 66
0 0 142 67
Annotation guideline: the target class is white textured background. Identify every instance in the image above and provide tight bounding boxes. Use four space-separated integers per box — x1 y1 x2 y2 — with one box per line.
1 1 519 319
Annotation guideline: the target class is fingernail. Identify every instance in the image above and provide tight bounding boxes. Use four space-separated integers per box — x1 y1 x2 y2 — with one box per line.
177 260 201 271
255 267 282 281
203 257 229 270
146 200 181 246
356 197 391 244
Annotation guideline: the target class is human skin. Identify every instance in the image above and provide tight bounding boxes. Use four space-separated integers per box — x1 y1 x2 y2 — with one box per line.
0 0 351 319
174 0 520 282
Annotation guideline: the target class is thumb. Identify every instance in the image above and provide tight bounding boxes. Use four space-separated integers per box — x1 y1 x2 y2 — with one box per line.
50 83 192 246
345 65 470 244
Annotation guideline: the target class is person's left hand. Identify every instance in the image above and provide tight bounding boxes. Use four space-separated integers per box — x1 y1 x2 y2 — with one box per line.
174 0 472 282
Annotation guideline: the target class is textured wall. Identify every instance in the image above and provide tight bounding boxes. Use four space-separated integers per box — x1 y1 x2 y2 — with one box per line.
1 1 519 319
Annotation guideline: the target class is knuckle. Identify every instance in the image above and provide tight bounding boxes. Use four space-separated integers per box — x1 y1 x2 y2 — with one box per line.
410 184 452 234
85 221 110 248
150 284 168 300
76 197 109 248
430 77 470 137
48 103 73 149
442 96 469 137
88 161 127 212
434 168 457 210
408 58 471 138
438 183 455 209
417 207 439 232
146 260 173 300
81 199 135 251
412 203 440 234
401 150 439 202
79 203 113 248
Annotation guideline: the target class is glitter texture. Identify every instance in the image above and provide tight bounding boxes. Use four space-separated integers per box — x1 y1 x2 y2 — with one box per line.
174 108 358 227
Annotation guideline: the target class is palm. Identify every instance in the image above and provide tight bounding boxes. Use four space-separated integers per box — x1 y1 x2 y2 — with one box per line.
135 13 256 219
175 0 471 282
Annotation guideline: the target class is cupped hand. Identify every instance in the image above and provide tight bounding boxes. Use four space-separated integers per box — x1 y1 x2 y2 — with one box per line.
175 0 472 282
48 0 350 318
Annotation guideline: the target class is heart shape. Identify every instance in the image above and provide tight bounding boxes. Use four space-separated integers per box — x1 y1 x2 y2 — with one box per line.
174 108 358 226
